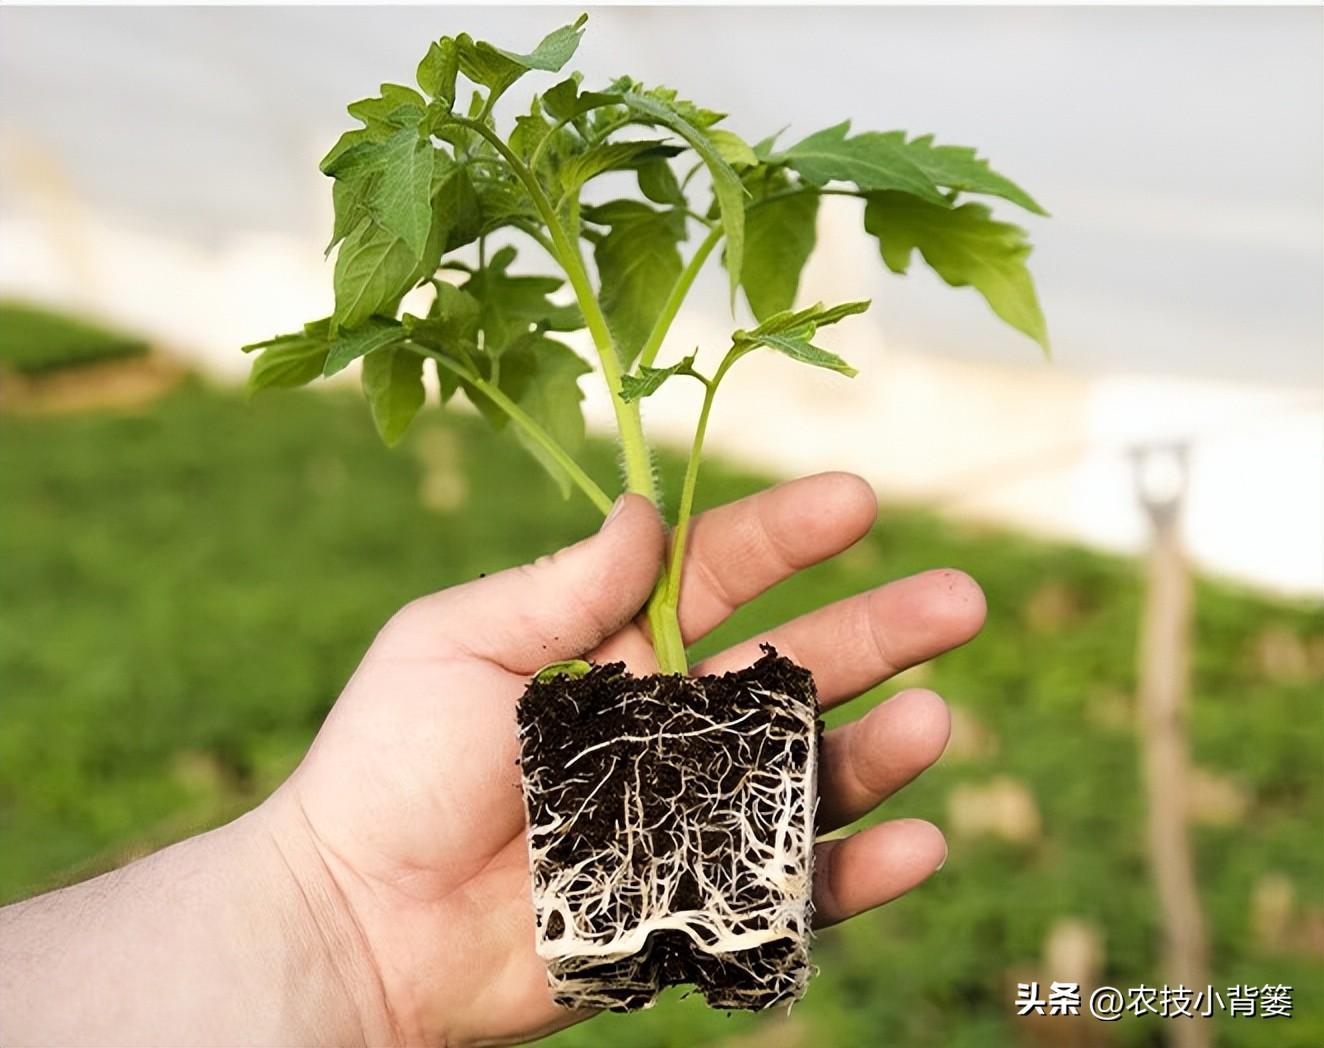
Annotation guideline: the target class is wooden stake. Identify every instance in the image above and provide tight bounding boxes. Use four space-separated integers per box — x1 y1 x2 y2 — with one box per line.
1132 443 1210 1048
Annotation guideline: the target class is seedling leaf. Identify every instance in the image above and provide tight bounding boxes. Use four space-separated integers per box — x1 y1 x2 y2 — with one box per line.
456 14 587 106
708 129 758 170
559 140 679 197
332 219 422 332
497 335 593 497
738 332 857 377
463 247 583 357
416 39 459 110
863 191 1049 351
362 344 426 445
619 353 700 402
739 299 870 340
322 317 407 377
620 89 746 303
738 173 819 320
534 659 593 682
542 77 621 122
729 300 869 377
637 159 685 206
495 13 588 73
887 132 1047 215
782 122 946 204
585 200 686 366
345 84 427 137
245 332 329 394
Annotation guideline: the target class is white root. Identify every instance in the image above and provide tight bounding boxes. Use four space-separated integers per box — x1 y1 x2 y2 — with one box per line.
518 670 819 1011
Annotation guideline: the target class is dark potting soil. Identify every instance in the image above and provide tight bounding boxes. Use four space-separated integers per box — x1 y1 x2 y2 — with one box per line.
517 646 821 1011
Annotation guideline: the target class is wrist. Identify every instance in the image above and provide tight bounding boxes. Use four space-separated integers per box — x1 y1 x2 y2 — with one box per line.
0 801 395 1046
250 791 404 1046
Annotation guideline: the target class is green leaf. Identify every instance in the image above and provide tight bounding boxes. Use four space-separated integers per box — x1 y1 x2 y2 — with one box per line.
437 164 483 251
403 285 482 403
637 159 684 206
752 130 785 161
620 90 745 303
887 133 1046 215
320 129 372 175
327 143 458 328
323 317 407 377
708 129 757 170
373 128 435 258
455 36 525 102
863 191 1048 351
619 352 699 402
244 332 329 394
472 177 541 236
320 94 437 261
736 332 857 377
783 122 946 204
456 14 587 106
463 247 583 357
534 659 592 682
729 298 868 376
585 200 686 365
332 219 420 332
559 139 677 196
497 335 592 497
739 299 869 340
509 96 557 165
613 80 724 129
495 13 588 72
739 173 819 319
346 84 427 136
543 77 621 122
321 128 436 261
416 39 459 110
327 168 377 256
411 283 481 346
361 344 426 445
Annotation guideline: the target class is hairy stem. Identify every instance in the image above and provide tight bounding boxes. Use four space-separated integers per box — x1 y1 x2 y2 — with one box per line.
645 353 734 674
446 118 697 668
414 346 614 515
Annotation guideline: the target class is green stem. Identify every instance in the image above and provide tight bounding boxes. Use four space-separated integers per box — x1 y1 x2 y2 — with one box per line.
638 224 723 369
413 346 614 515
749 185 864 211
450 116 656 504
450 116 689 666
645 361 727 674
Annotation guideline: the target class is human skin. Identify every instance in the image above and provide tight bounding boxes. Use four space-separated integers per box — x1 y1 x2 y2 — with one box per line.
0 473 985 1047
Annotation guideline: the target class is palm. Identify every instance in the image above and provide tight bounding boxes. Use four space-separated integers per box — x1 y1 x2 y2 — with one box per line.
283 475 984 1046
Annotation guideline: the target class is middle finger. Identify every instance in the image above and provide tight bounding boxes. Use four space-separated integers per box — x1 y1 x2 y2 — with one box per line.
692 568 986 709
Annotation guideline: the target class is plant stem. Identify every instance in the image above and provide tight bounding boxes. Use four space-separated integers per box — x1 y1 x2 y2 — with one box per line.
413 346 614 515
448 117 697 672
638 224 723 370
450 116 657 504
747 185 864 212
645 363 726 674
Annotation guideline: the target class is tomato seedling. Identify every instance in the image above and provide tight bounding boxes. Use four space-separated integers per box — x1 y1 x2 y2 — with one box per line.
244 13 1047 1012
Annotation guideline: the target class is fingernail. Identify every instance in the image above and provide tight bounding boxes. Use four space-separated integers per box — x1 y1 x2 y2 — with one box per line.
935 841 950 872
600 496 626 531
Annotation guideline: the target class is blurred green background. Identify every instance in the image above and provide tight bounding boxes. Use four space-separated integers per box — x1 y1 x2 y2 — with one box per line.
2 315 1320 1047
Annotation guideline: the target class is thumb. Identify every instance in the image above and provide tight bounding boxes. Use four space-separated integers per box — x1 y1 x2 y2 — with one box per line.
402 495 665 674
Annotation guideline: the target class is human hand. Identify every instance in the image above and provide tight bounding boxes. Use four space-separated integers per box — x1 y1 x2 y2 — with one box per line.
263 472 985 1046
